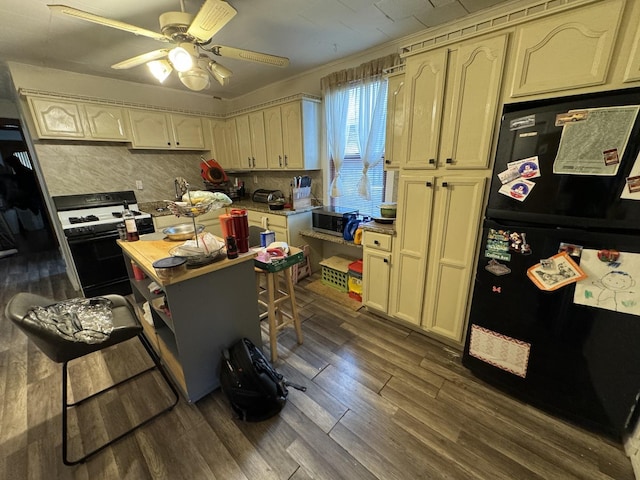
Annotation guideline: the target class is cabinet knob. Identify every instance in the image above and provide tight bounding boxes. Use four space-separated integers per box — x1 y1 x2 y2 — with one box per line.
176 142 180 146
446 158 453 164
374 240 380 245
247 157 252 167
167 142 171 146
442 181 449 187
426 181 433 187
385 159 391 165
428 158 435 164
383 258 389 264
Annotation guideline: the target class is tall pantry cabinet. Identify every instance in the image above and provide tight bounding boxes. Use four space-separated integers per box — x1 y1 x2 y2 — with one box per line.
390 33 507 343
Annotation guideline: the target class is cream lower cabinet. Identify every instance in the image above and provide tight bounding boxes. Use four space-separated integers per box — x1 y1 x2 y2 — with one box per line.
390 173 485 343
247 210 312 248
402 33 507 170
362 230 393 313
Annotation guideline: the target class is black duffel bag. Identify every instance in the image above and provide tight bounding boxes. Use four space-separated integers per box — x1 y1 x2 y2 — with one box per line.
220 338 306 422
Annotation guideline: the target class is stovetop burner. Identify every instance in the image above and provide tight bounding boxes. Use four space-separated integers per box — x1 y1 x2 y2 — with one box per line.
112 210 142 218
69 215 100 224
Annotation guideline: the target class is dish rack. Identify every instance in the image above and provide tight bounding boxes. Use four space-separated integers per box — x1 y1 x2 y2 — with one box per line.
165 185 216 249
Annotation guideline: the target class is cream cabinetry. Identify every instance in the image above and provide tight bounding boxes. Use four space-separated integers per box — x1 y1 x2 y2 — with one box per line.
128 109 206 150
235 112 268 169
403 34 507 170
208 118 240 169
383 72 406 170
390 173 485 343
264 99 320 170
152 209 224 238
362 230 393 313
247 209 312 248
27 96 129 141
509 0 624 97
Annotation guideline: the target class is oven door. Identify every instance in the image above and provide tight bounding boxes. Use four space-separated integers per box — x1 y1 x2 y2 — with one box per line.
67 231 131 297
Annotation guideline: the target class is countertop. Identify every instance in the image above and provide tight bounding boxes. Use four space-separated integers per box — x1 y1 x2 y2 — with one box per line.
118 232 255 286
139 199 321 218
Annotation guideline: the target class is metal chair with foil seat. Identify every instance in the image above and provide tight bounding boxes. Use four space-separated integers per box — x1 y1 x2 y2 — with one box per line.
4 292 179 466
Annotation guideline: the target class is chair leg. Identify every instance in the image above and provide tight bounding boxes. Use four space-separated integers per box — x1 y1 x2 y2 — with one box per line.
62 333 179 466
284 268 303 345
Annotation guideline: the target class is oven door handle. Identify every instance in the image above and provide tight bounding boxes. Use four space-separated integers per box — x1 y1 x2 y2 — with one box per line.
66 231 120 244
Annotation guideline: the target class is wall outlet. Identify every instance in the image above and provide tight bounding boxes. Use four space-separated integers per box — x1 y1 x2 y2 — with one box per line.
136 180 143 190
253 175 258 184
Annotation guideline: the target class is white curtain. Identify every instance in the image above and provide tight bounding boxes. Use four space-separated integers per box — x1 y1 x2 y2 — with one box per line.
323 84 350 197
356 78 388 200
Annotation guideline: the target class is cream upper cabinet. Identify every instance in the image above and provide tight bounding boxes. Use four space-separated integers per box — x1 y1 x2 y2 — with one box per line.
27 97 85 139
403 33 507 170
403 49 446 169
440 34 507 170
27 96 129 141
390 173 486 343
81 103 128 141
264 99 320 170
362 230 393 313
129 109 205 150
208 118 232 167
235 112 268 170
421 175 485 343
383 72 406 170
510 0 624 97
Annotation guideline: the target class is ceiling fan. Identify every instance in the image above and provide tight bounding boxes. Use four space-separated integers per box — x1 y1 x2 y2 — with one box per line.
48 0 290 91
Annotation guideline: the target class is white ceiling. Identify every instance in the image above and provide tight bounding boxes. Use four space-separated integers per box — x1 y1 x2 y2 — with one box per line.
0 0 510 100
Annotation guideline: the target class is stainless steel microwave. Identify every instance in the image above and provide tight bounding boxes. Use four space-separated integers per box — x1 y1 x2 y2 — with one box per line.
312 207 358 236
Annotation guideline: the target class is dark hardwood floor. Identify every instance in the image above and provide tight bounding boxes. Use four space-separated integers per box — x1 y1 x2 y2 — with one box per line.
0 249 635 479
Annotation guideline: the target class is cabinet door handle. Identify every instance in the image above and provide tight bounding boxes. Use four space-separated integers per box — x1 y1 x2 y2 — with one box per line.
278 155 282 167
383 258 389 264
426 181 433 187
428 158 435 164
247 157 252 168
446 158 453 164
252 157 256 168
442 181 449 187
374 240 380 245
284 154 288 167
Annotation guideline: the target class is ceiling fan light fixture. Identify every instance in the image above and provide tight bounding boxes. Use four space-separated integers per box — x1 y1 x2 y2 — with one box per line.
179 67 210 91
168 44 194 72
147 59 173 83
207 61 233 86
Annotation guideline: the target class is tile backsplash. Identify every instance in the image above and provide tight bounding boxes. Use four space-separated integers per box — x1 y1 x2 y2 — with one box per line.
32 141 324 203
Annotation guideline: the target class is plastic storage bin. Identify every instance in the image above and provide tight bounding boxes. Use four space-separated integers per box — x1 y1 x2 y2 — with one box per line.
319 256 352 292
348 259 363 301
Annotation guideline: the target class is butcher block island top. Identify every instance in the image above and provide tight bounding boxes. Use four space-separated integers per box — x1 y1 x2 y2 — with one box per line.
117 234 255 286
117 233 261 403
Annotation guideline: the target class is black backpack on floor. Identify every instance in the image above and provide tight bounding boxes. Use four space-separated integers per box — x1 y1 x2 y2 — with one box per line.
219 338 306 422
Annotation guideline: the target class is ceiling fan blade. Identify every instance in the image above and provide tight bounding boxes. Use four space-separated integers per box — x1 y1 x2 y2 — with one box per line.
209 45 289 67
48 4 170 43
111 49 170 70
186 0 237 43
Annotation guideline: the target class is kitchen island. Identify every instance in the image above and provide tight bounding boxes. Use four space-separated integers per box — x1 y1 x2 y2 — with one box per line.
118 235 261 402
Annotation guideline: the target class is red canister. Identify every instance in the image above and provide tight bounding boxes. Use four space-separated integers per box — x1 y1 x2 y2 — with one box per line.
230 208 249 253
219 213 233 240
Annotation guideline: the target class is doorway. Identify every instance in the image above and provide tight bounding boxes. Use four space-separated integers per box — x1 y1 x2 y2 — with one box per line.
0 117 57 254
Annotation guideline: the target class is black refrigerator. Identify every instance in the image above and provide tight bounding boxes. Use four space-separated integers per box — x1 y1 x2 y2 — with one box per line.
462 87 640 441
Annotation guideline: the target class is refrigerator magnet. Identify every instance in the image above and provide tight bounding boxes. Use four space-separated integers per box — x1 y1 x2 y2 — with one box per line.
485 259 511 276
499 178 535 202
603 148 620 166
626 175 640 194
526 252 587 291
509 114 535 131
497 167 520 184
558 242 583 258
507 156 541 179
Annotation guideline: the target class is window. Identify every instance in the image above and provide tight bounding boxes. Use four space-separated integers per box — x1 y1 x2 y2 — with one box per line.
329 80 388 217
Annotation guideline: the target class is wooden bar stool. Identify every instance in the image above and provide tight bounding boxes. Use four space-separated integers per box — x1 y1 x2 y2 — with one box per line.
255 263 303 362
